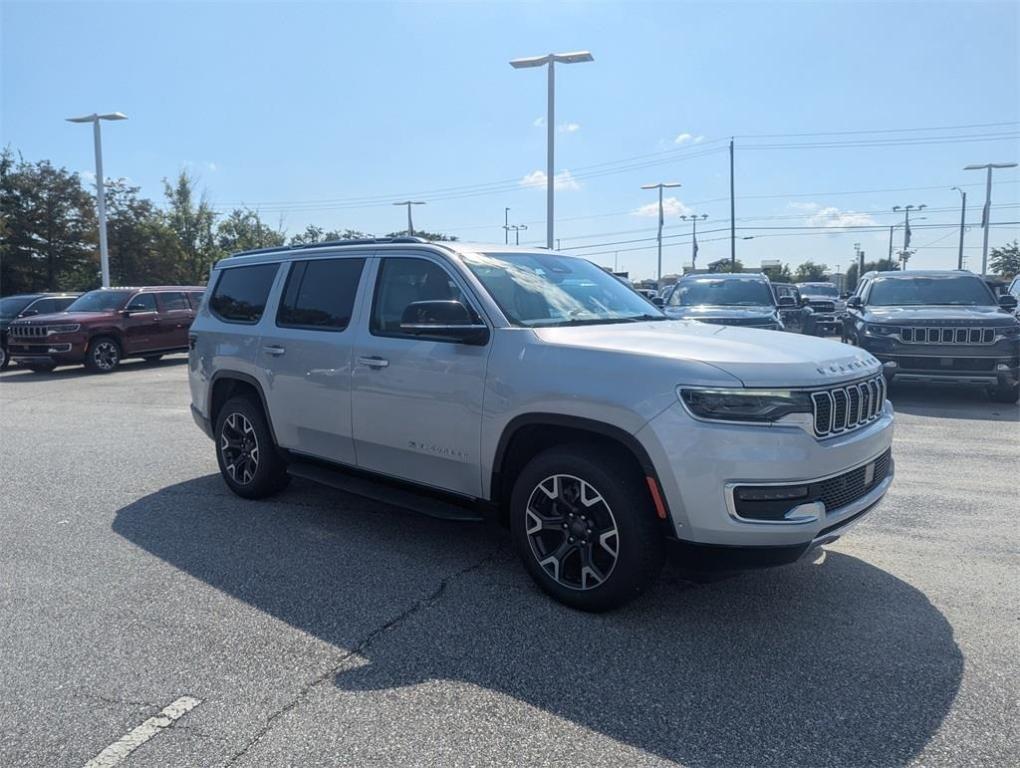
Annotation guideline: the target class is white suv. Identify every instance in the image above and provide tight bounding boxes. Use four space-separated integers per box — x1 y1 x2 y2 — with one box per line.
188 238 895 611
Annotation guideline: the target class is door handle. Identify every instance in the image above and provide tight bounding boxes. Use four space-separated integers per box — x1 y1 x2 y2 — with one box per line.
357 356 389 368
263 345 286 356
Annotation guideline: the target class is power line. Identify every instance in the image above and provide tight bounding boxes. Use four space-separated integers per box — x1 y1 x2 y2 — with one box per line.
735 120 1019 139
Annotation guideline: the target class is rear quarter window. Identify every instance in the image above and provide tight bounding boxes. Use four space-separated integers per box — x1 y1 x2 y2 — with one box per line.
209 264 280 323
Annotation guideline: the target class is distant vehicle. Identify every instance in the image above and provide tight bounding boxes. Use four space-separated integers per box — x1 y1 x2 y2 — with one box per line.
770 282 807 333
6 286 204 373
634 288 659 302
0 293 80 370
1008 275 1020 319
796 282 845 336
189 237 893 611
843 270 1019 403
662 273 788 330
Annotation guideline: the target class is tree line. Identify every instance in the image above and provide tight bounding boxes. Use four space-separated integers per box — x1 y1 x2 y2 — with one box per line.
0 149 453 296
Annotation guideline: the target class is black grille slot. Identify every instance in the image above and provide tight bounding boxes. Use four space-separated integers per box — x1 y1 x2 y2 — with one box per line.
831 390 848 431
846 386 861 424
812 393 832 434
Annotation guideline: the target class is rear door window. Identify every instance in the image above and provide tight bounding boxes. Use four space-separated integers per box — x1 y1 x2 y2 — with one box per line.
276 258 365 331
158 292 190 311
209 264 280 323
187 291 205 310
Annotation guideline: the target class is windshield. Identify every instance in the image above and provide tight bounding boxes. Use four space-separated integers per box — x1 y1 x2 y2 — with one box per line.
0 296 36 319
66 290 133 313
868 276 995 307
463 252 665 327
669 278 775 307
798 283 838 297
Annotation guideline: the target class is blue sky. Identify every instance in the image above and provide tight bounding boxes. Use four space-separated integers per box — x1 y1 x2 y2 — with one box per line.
3 1 1018 279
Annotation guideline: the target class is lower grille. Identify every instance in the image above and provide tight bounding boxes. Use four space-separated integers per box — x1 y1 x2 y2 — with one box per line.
896 356 996 372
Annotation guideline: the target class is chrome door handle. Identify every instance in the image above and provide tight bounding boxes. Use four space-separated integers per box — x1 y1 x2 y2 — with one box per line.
263 345 286 356
357 356 389 368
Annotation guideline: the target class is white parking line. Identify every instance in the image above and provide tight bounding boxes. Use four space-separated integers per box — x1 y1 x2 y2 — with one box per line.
82 696 202 768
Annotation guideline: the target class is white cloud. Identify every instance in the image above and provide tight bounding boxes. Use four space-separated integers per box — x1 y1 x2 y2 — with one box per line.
792 202 877 228
520 169 581 191
633 196 691 218
533 116 545 128
674 132 705 144
558 122 580 133
80 170 96 184
207 162 218 172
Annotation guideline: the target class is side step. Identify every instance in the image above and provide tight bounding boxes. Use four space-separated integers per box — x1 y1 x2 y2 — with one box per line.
286 460 484 522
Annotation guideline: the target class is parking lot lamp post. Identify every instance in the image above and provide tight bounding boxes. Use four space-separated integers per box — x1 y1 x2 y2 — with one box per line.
66 112 127 288
393 201 425 237
964 163 1018 276
892 204 925 270
509 224 528 245
951 187 967 270
641 182 682 284
510 51 593 250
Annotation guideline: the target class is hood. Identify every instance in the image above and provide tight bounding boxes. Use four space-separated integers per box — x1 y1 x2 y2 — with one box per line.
533 320 880 387
8 310 113 326
663 304 777 321
864 305 1017 326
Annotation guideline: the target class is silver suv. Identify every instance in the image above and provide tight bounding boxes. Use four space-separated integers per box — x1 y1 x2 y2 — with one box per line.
188 238 895 611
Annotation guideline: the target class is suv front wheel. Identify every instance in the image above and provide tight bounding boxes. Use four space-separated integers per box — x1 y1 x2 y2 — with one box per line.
215 396 289 499
85 336 121 373
510 444 664 612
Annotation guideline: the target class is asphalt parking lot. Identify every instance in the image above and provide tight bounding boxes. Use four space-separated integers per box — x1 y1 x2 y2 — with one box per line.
1 356 1017 768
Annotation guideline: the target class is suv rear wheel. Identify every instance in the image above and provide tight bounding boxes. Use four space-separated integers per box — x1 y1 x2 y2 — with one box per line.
510 444 664 611
215 395 289 499
85 336 121 373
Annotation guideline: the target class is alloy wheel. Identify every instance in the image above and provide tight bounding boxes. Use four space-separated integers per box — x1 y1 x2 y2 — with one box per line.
525 474 619 591
220 412 260 485
92 341 119 370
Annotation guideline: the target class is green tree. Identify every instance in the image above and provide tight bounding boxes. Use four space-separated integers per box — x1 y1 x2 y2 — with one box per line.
989 240 1020 279
762 263 792 283
217 208 285 254
163 171 221 285
0 148 97 293
103 180 182 286
385 230 458 242
289 225 370 245
793 261 829 282
707 258 744 273
845 258 898 292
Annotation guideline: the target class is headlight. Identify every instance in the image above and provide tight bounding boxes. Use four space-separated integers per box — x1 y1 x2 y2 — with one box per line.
678 387 813 423
46 324 80 335
996 325 1020 340
863 323 896 337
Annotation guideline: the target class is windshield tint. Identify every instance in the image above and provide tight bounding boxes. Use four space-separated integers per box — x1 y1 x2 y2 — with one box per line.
0 296 36 318
799 283 838 296
868 276 995 307
669 278 775 307
66 290 133 312
464 252 664 327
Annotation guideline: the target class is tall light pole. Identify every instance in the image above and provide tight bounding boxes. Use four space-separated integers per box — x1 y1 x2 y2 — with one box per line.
641 181 681 283
509 224 528 245
964 162 1017 275
892 204 926 270
393 200 425 237
66 112 127 288
681 214 708 269
503 207 511 244
510 51 593 250
951 186 967 270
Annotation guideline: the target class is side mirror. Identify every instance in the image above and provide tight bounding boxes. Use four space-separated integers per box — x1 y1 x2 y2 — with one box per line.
778 296 796 308
840 292 851 299
19 309 39 317
999 294 1019 311
651 297 665 307
399 300 489 345
846 296 863 309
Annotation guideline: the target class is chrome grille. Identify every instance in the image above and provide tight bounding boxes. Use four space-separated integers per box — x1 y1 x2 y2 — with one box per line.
899 326 995 344
810 375 885 438
9 325 46 338
808 300 836 313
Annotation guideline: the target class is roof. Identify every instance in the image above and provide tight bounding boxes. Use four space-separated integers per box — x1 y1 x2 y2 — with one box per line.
1 292 81 300
85 285 207 291
678 272 768 281
866 270 977 279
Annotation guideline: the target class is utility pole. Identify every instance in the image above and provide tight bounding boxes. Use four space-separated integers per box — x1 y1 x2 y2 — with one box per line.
963 162 1017 276
682 214 708 270
393 201 426 237
854 242 864 278
892 204 925 270
640 181 681 284
951 187 967 270
504 207 510 245
729 137 736 267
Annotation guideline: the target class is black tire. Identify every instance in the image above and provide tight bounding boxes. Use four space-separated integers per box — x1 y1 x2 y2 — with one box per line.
142 354 163 363
214 395 289 499
0 345 9 370
24 363 56 373
510 444 665 612
84 336 121 373
988 383 1019 404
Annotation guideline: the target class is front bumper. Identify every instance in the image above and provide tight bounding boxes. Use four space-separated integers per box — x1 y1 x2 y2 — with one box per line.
636 398 895 549
859 336 1019 386
8 341 84 366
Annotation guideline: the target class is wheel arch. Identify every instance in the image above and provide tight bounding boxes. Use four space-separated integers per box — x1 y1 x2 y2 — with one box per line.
490 413 669 524
209 371 279 445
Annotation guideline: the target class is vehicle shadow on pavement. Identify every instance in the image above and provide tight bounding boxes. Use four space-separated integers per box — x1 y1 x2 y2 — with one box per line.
114 475 963 768
888 382 1020 422
0 356 187 383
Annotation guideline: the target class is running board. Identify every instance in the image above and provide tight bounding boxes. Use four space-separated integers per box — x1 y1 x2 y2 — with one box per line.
286 460 484 522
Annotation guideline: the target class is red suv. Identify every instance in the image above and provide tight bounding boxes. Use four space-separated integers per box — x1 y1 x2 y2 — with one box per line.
6 286 205 373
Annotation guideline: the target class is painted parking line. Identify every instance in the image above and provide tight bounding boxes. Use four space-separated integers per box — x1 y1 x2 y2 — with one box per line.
82 696 202 768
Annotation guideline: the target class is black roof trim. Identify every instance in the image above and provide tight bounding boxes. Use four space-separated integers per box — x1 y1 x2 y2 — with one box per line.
230 236 431 258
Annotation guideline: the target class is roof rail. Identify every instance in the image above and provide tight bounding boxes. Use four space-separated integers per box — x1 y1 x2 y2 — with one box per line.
229 236 430 258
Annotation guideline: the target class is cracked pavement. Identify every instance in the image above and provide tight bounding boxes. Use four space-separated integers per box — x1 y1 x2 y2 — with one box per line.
1 357 1017 767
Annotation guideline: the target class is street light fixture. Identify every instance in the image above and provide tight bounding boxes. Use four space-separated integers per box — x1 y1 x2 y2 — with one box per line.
66 112 127 288
508 223 528 245
393 200 426 237
681 213 708 269
641 181 682 283
963 162 1018 275
510 51 593 250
